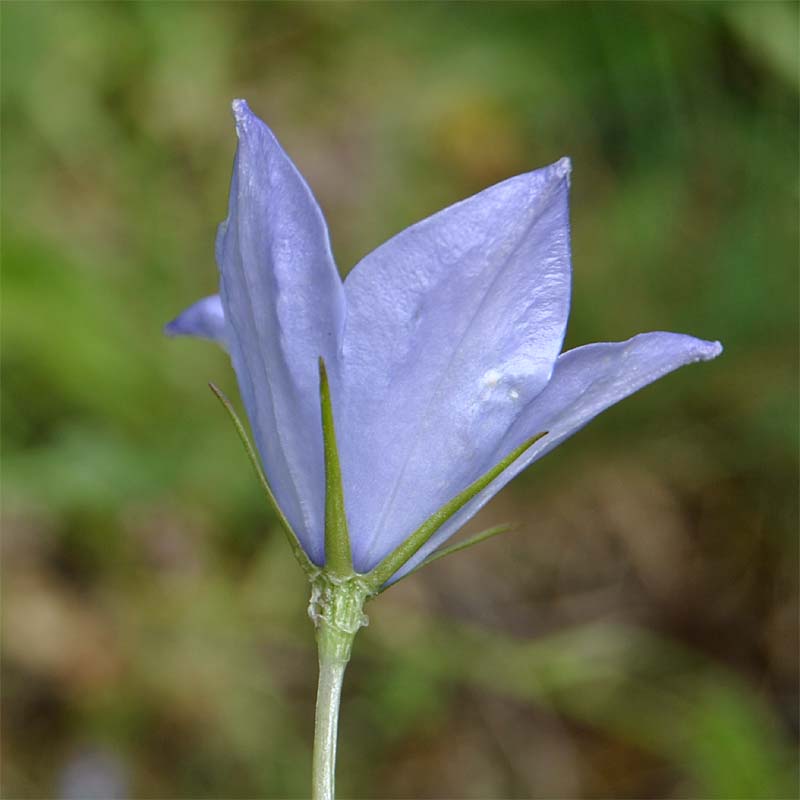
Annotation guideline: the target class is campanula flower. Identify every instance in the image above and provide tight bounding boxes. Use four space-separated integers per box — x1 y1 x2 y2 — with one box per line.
167 99 721 586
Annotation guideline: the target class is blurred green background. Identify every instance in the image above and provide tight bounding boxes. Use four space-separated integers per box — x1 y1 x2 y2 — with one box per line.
2 2 798 798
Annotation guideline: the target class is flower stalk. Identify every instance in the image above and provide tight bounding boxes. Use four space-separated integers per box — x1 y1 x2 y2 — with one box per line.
308 573 371 800
312 655 346 800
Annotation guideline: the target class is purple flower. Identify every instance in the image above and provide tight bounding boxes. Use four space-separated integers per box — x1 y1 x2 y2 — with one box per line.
167 99 721 585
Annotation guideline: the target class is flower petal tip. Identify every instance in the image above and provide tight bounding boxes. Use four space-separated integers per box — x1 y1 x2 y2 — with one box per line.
164 313 193 338
553 156 572 182
669 335 723 363
702 340 724 361
163 319 180 337
231 98 254 134
163 295 226 344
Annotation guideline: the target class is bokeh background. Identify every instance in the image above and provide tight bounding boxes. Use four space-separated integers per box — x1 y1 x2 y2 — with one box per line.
2 2 798 798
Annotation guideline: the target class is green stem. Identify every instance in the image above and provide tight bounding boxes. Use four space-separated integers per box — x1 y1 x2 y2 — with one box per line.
309 573 371 800
312 656 347 800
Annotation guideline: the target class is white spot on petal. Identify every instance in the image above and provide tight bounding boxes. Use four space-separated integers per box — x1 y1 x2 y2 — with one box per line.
482 368 502 389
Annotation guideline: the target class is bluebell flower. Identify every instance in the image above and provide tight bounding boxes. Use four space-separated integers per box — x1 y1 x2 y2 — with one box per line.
167 99 721 587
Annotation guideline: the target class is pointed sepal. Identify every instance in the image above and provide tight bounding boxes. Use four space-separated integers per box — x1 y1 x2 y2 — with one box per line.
405 523 517 579
366 432 547 589
209 382 316 577
319 358 354 577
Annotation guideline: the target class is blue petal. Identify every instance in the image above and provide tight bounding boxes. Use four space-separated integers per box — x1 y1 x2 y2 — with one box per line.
218 100 345 565
340 159 573 571
387 332 722 582
165 294 227 347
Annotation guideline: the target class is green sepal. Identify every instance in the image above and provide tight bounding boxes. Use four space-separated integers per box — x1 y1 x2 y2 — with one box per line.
366 431 547 590
407 523 516 577
209 382 316 577
318 359 354 577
